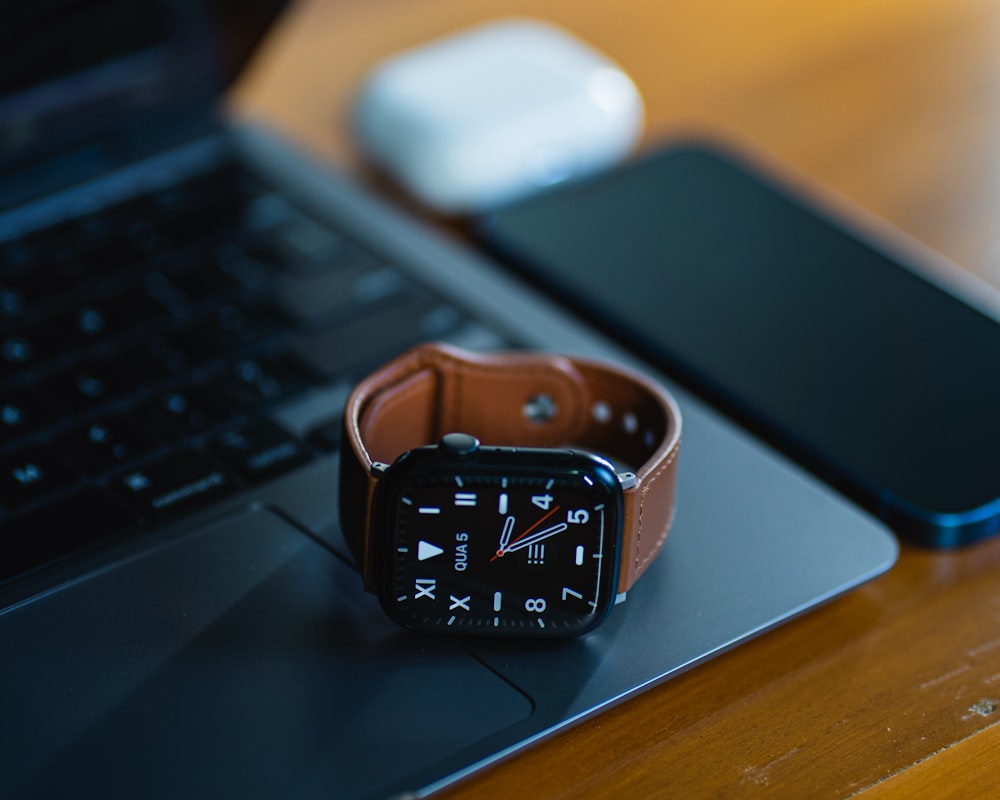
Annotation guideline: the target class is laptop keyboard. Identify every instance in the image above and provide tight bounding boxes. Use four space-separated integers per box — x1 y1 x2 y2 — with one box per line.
0 158 495 584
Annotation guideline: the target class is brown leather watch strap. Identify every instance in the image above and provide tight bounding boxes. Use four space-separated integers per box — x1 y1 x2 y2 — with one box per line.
340 342 681 592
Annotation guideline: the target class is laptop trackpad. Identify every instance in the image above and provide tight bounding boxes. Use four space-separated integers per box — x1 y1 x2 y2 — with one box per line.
0 508 531 800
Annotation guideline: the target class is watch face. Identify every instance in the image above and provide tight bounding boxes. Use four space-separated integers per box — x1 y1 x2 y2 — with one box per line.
374 447 622 637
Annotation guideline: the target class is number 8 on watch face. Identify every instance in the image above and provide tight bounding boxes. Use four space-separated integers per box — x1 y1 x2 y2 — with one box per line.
377 449 622 637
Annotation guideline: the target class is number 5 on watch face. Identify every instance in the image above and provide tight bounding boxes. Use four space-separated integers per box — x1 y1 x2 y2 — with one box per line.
375 448 623 637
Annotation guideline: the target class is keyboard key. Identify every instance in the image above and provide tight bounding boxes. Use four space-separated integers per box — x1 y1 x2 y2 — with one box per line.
209 420 312 484
272 219 375 275
170 260 242 301
210 353 314 410
50 299 131 349
115 285 174 328
274 262 410 327
114 341 180 388
166 305 283 365
0 270 53 316
0 284 28 319
0 445 79 511
130 385 230 441
0 489 136 582
292 294 463 380
46 205 118 256
42 246 109 286
34 224 140 291
54 417 155 475
241 192 298 234
214 240 275 292
0 389 60 446
143 271 195 317
42 343 175 415
76 231 151 276
110 449 236 521
0 327 61 374
140 164 249 243
41 359 132 414
1 237 37 270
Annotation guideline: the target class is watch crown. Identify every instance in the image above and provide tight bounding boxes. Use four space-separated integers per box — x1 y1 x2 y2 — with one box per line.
439 432 480 456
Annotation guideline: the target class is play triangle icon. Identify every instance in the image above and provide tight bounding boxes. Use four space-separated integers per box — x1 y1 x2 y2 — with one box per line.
418 541 445 561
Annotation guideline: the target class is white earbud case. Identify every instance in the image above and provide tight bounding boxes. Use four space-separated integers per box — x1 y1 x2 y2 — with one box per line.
352 19 644 213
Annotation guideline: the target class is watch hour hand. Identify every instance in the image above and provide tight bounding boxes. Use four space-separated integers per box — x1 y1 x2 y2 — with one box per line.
498 515 515 551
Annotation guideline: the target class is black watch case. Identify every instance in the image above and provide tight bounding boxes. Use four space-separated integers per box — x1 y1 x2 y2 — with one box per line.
369 434 624 637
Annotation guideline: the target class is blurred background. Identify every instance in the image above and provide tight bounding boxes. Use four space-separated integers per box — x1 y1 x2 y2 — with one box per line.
231 0 1000 290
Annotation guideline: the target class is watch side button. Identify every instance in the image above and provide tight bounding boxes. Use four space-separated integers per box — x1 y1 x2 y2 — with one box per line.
439 432 480 457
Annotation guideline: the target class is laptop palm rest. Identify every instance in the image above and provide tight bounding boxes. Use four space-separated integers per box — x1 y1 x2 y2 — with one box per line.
0 509 531 800
466 398 900 713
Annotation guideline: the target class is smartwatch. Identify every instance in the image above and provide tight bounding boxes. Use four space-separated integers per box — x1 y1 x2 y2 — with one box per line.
339 342 682 637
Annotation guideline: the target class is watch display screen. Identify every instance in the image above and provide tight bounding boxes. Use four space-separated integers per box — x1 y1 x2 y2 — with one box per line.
376 450 622 637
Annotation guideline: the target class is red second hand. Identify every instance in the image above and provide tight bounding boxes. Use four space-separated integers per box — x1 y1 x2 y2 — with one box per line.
491 505 561 561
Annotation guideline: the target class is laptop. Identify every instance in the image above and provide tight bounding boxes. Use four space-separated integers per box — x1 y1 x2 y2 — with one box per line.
0 2 897 798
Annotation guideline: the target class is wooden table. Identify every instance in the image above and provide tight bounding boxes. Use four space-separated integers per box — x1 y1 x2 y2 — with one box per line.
233 1 1000 795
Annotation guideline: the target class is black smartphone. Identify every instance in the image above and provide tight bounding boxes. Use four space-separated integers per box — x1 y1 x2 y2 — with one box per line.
477 141 1000 547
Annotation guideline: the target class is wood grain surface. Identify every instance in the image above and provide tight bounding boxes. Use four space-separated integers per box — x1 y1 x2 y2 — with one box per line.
231 1 1000 795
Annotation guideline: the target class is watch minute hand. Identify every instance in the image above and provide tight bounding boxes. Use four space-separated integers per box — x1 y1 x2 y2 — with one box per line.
503 523 569 553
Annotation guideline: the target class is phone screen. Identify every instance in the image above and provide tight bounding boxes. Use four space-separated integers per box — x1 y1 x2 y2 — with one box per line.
479 143 1000 546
